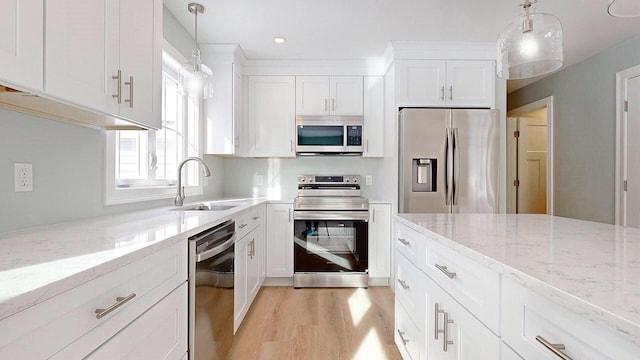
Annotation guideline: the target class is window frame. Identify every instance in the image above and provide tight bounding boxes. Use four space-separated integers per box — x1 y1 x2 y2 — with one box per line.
104 41 204 206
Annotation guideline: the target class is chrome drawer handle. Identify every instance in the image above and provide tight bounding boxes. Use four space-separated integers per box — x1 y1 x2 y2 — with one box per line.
398 238 410 246
397 279 410 290
435 264 457 279
536 336 573 360
239 223 248 229
95 293 136 319
397 329 409 345
252 216 260 220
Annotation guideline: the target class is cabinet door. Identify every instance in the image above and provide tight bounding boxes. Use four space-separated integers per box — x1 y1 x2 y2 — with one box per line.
330 76 363 115
247 231 261 303
296 76 330 115
266 203 294 277
119 0 162 129
248 76 296 157
205 62 235 154
86 283 187 360
397 60 446 106
425 273 500 360
0 0 43 91
368 203 391 278
363 76 384 158
45 0 117 114
234 235 249 333
446 60 494 108
233 63 244 156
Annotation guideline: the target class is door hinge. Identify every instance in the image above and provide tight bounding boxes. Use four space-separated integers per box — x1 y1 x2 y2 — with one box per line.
514 130 520 138
514 179 520 187
624 180 628 191
624 100 629 112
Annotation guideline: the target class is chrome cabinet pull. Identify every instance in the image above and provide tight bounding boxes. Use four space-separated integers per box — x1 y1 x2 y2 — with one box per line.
440 86 445 101
235 136 239 151
112 70 122 104
252 216 260 220
366 139 369 152
435 264 457 279
372 208 376 222
325 98 328 111
288 208 292 222
95 293 136 319
332 98 335 111
397 279 409 290
443 311 454 352
536 336 573 360
448 85 453 101
290 139 293 152
125 76 134 108
239 223 248 229
397 329 409 345
398 237 410 246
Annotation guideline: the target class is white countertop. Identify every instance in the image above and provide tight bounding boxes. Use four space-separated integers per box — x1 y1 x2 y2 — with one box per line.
396 213 640 346
0 198 268 321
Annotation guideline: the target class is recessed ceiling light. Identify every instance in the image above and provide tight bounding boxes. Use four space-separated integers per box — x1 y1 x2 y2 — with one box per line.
273 37 287 45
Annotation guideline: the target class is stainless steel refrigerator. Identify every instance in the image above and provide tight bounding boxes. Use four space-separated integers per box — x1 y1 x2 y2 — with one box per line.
399 108 499 213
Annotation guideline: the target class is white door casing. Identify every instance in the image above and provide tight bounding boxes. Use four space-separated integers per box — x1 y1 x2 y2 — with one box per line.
518 116 548 214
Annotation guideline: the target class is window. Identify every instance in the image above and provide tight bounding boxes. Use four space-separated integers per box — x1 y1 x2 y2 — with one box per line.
105 48 202 205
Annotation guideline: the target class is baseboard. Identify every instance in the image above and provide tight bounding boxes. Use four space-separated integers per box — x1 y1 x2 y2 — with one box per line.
368 277 390 286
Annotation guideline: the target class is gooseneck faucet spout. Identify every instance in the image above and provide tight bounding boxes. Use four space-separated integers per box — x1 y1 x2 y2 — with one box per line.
175 157 211 207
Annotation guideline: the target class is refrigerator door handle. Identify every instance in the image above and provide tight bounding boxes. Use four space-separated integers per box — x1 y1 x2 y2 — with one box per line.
453 128 459 205
445 128 453 206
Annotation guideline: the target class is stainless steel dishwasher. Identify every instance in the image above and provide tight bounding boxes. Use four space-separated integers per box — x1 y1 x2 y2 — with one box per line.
188 220 235 360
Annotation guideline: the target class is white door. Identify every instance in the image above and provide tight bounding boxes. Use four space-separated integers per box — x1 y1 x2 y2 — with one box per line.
330 76 363 115
295 76 329 115
248 76 295 157
266 204 294 277
397 60 447 106
0 0 43 91
625 75 640 227
446 60 494 108
518 116 548 214
119 0 162 129
45 0 116 113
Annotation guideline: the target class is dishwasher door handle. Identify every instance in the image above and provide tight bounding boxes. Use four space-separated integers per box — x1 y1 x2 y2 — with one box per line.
195 233 236 262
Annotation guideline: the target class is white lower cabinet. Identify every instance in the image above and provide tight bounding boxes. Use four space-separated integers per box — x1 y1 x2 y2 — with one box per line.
368 203 392 279
265 203 294 278
395 299 423 360
0 241 187 359
85 283 187 359
501 276 640 360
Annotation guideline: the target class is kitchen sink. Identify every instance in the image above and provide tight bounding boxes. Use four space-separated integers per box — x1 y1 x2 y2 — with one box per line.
170 203 240 211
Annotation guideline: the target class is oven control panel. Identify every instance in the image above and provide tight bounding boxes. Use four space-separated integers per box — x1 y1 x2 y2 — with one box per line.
298 175 360 185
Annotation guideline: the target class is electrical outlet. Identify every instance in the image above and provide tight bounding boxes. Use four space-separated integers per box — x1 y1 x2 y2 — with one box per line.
14 163 33 192
256 174 264 186
366 175 373 186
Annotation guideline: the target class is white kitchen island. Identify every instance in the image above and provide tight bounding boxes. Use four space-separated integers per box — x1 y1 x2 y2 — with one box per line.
394 213 640 360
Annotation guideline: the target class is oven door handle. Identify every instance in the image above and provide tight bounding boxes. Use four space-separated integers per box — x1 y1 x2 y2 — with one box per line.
293 211 369 221
195 233 236 263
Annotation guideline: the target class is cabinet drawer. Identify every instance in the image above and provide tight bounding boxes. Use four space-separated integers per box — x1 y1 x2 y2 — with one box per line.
0 241 187 359
502 277 640 360
85 282 187 360
395 251 424 325
395 222 424 267
236 205 264 239
395 300 422 360
422 237 499 333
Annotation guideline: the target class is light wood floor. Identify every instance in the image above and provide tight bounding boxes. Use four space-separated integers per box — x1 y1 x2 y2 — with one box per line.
229 286 402 360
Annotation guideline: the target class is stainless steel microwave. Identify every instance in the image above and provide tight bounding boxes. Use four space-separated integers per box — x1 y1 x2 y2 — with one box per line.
295 115 364 155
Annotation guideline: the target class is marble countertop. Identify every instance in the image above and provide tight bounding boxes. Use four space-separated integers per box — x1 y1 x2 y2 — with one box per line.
0 198 268 321
396 214 640 346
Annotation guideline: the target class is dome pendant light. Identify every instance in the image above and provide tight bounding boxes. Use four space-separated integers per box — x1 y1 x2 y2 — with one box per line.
178 3 214 99
497 0 563 80
607 0 640 18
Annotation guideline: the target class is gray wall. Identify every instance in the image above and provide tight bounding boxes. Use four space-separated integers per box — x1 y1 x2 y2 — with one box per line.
508 33 640 224
0 6 221 234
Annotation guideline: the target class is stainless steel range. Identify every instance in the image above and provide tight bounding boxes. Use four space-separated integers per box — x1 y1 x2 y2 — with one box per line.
293 175 369 288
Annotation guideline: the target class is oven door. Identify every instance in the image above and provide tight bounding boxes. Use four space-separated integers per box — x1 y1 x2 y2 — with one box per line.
293 211 369 273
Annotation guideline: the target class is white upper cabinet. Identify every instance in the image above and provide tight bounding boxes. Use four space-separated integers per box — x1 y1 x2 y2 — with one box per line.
0 0 43 91
247 76 296 157
363 76 384 158
45 0 162 130
296 76 363 115
397 60 494 108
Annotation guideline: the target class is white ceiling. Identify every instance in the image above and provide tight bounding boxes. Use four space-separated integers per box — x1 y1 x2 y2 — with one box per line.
163 0 640 92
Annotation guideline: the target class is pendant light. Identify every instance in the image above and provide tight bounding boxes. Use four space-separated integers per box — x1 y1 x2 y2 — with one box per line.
497 0 563 80
178 3 214 99
607 0 640 18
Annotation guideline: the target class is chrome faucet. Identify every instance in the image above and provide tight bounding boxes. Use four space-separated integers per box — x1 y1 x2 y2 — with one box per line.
175 157 211 207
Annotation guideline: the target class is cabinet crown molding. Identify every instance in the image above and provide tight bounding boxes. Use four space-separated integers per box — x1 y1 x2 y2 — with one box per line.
390 41 497 61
